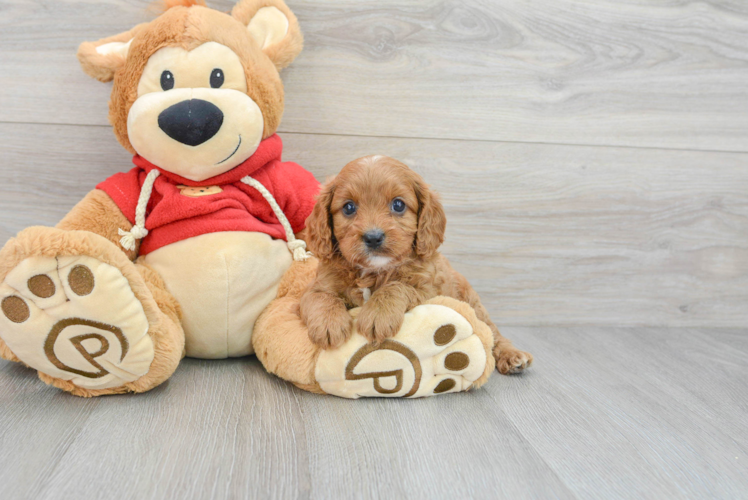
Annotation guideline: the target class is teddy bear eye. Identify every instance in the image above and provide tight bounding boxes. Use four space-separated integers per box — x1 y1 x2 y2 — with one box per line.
342 201 357 216
160 70 174 91
391 198 406 214
210 68 224 88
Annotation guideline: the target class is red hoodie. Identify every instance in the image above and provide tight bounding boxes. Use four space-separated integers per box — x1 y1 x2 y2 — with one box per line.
97 134 320 255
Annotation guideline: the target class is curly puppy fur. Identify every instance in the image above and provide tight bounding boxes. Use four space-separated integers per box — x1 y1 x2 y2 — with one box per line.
300 155 533 375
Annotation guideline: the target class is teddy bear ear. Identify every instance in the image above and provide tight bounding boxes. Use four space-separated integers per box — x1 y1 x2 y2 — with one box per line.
77 24 147 82
231 0 303 70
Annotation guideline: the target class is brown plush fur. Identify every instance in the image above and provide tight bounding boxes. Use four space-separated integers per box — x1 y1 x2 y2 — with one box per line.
77 0 303 153
0 227 185 396
300 156 533 374
77 23 149 83
253 259 324 393
231 0 304 70
57 189 139 260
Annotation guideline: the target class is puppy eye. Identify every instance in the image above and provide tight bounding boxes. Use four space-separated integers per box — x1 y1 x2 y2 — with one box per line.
210 68 224 88
391 198 406 214
342 201 357 216
160 70 175 91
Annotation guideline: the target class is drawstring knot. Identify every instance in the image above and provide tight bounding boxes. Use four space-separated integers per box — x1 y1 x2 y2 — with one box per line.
118 226 148 251
128 225 150 239
287 239 310 261
118 169 160 252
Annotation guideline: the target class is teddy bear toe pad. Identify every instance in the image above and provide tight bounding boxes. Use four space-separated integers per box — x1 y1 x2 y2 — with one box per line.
0 256 154 390
315 304 488 398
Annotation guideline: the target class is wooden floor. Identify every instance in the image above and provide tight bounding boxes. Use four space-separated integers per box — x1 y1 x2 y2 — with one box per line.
1 0 747 498
2 327 747 499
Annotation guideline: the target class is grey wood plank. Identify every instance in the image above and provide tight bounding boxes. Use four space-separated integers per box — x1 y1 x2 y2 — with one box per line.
0 358 573 500
297 391 575 499
2 123 746 328
0 362 102 499
1 358 311 500
2 327 747 499
498 326 748 499
2 0 748 151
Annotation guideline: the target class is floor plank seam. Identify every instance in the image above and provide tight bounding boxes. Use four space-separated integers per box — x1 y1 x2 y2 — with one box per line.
2 120 748 156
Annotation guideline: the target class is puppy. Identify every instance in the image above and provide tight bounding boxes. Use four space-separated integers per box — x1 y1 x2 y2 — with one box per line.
300 155 532 374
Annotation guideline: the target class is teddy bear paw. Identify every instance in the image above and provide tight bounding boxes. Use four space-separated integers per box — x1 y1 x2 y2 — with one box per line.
0 256 154 390
315 304 489 398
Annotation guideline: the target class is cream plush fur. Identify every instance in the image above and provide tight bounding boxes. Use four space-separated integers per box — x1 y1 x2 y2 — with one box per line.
142 232 292 358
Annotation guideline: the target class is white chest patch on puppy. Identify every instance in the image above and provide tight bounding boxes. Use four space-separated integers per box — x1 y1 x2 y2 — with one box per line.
367 256 392 269
361 287 372 303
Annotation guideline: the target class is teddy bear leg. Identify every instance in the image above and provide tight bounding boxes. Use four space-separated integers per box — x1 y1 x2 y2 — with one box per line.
253 260 496 398
0 227 184 397
253 259 325 394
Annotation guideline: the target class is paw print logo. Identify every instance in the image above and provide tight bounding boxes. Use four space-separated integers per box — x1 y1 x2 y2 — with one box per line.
0 256 155 390
317 304 489 399
345 340 423 397
44 318 129 379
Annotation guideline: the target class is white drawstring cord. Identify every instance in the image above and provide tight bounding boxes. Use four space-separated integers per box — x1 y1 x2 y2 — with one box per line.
118 169 160 251
240 175 312 262
116 169 309 261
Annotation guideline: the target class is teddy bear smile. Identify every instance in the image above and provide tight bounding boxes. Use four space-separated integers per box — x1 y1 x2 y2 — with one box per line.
217 135 242 165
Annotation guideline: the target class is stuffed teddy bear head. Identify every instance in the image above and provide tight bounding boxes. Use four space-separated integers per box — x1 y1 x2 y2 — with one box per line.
77 0 302 182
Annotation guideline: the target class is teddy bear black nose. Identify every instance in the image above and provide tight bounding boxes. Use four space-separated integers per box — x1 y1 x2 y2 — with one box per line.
157 99 224 147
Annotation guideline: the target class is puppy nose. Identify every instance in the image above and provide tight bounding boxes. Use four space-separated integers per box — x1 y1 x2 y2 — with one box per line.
363 229 386 249
158 99 224 146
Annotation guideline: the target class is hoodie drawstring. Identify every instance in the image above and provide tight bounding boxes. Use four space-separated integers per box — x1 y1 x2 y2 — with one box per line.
118 169 160 252
240 175 312 262
116 169 311 262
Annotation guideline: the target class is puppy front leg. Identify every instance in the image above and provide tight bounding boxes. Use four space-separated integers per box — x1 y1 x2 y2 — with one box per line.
357 282 421 345
300 287 352 349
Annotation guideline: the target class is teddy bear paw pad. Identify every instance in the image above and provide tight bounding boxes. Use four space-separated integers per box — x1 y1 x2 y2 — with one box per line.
315 304 487 398
0 256 154 390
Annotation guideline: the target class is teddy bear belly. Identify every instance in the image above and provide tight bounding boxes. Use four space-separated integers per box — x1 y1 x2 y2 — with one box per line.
141 231 292 359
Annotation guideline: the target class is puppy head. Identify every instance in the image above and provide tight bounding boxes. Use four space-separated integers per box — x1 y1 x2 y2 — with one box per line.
77 0 303 182
306 156 446 269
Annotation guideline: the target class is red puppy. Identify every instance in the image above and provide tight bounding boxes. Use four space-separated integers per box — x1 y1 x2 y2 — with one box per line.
300 155 532 374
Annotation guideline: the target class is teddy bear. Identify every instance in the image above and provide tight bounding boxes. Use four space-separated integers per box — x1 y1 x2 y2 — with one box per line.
0 0 497 398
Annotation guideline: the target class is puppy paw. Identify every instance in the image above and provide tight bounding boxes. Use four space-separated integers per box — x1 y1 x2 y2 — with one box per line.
355 305 404 345
495 348 533 374
306 306 352 350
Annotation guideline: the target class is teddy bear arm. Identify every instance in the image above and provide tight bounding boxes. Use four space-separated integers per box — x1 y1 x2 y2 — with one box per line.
56 189 138 260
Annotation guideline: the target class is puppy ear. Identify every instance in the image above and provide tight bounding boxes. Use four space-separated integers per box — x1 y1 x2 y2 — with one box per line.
414 178 447 258
232 0 304 70
77 24 148 82
306 178 337 260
